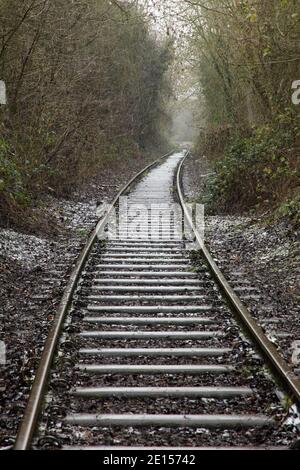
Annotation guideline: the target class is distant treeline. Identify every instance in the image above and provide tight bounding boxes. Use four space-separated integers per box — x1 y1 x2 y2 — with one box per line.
188 0 300 223
0 0 171 221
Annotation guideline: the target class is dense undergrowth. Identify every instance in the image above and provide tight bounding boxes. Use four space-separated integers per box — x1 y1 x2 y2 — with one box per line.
187 1 300 226
0 0 171 225
198 113 300 226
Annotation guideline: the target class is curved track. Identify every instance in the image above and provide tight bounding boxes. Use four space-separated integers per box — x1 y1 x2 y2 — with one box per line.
15 151 300 450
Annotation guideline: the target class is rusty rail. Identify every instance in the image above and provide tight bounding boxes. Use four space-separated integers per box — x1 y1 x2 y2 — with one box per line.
14 149 176 450
15 148 300 450
176 152 300 405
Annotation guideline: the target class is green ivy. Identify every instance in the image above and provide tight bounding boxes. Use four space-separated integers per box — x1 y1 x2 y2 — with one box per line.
276 195 300 227
201 114 299 220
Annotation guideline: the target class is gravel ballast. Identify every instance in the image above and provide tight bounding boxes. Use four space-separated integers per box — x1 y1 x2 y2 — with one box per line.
0 155 154 448
182 153 300 375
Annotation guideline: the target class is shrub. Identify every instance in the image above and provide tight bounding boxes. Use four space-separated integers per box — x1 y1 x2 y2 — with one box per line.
0 0 172 222
201 114 299 217
276 195 300 228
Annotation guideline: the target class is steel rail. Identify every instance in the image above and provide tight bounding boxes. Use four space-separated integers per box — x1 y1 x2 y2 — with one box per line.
15 148 300 450
176 151 300 405
14 149 176 450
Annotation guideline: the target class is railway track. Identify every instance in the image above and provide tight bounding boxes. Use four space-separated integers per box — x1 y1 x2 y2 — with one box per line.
14 151 300 450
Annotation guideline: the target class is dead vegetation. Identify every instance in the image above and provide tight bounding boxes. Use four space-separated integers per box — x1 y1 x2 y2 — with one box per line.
0 0 172 225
